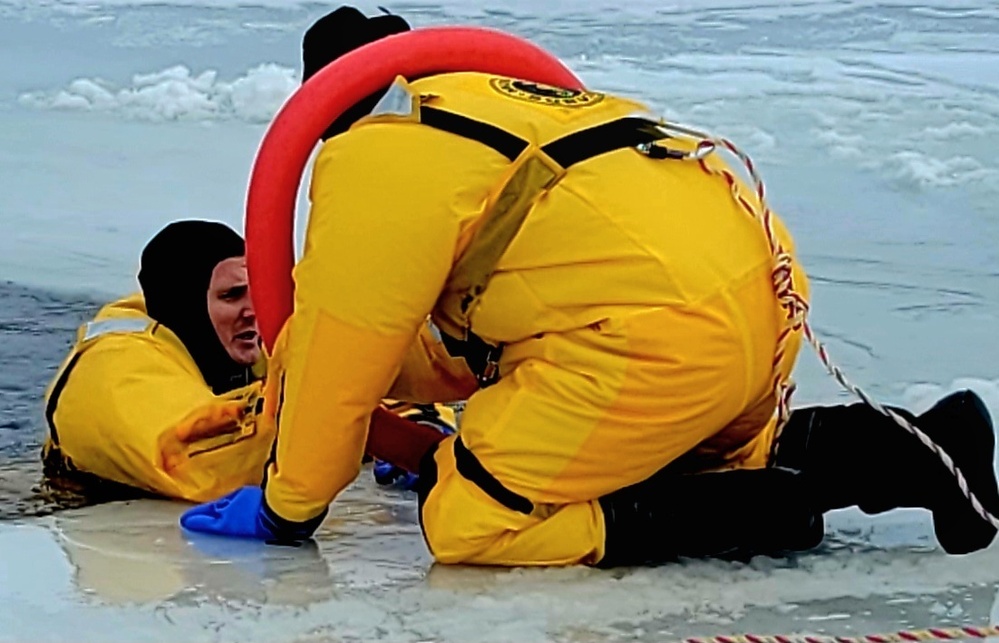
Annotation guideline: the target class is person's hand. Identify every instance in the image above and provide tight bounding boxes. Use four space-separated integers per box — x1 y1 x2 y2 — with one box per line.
373 460 421 490
180 486 275 540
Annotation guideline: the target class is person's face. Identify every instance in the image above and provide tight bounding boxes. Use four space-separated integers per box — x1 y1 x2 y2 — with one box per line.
207 257 260 366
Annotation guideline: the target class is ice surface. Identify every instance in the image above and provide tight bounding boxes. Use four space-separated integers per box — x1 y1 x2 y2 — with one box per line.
19 63 298 122
1 475 998 643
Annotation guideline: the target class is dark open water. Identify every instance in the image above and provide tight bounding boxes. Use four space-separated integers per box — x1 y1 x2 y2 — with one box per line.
0 281 103 517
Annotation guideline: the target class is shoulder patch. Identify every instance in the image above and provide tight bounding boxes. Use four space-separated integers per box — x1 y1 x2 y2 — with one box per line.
370 77 416 118
82 318 151 342
489 77 604 108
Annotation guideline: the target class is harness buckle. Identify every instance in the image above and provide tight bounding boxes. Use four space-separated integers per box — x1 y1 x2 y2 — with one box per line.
477 344 503 388
636 141 686 160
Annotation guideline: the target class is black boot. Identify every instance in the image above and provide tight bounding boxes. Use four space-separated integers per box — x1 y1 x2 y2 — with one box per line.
598 467 824 567
773 390 998 555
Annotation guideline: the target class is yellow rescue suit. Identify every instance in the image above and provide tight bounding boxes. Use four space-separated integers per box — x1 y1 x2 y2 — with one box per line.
264 72 809 565
43 294 273 502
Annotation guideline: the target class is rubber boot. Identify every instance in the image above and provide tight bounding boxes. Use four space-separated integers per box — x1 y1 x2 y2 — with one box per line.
598 467 824 567
773 390 998 555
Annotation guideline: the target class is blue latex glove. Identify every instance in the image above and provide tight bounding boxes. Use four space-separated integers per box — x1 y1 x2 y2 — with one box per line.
374 404 455 491
180 486 275 540
373 460 421 490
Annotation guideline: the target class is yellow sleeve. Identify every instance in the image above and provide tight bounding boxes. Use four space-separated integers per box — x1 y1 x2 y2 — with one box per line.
387 321 478 404
263 124 469 525
48 334 273 502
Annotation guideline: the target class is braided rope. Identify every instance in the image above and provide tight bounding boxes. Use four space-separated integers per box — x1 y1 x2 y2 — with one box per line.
653 121 999 531
683 625 999 643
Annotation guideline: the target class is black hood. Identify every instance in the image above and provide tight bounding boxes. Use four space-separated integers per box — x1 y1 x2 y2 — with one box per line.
302 5 411 140
138 220 251 394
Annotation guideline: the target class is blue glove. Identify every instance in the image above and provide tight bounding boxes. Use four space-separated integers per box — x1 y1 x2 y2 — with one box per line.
373 461 421 490
180 486 275 540
374 404 456 491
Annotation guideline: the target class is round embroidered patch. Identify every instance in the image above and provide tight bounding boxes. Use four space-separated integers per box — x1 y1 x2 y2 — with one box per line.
489 77 604 107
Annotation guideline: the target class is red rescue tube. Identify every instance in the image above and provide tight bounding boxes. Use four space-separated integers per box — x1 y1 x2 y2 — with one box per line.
246 25 583 349
245 26 583 473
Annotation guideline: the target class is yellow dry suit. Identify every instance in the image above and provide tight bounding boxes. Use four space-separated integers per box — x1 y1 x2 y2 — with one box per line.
263 72 809 565
42 294 273 502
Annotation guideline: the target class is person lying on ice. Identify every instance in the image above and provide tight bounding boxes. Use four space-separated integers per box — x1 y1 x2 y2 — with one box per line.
180 6 999 565
42 219 458 502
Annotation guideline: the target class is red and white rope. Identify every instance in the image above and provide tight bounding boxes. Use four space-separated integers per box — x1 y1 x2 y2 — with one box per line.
653 121 999 531
683 625 999 643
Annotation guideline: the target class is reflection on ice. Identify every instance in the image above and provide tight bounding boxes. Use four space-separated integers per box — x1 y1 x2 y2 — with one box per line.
2 472 998 642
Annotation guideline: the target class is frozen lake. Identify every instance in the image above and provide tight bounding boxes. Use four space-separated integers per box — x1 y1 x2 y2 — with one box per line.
0 0 997 640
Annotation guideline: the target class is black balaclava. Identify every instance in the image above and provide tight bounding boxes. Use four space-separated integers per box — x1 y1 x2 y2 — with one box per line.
138 220 251 394
302 6 411 141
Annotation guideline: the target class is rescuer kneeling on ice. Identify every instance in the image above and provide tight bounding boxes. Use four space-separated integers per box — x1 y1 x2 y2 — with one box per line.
181 6 999 565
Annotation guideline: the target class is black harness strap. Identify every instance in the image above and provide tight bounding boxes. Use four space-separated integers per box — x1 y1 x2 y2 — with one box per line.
454 437 535 515
541 116 667 168
45 352 83 446
420 107 528 162
420 108 669 170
